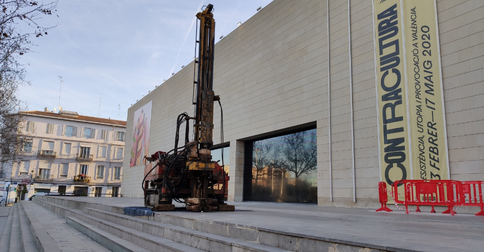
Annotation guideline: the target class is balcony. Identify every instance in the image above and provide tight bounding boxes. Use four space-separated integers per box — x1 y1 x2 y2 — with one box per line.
76 154 93 162
38 150 56 158
73 174 91 184
34 176 52 183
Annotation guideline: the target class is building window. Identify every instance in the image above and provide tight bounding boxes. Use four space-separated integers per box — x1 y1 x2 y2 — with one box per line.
96 165 104 179
211 146 230 174
19 161 29 175
79 164 88 175
38 162 52 180
60 163 69 177
46 123 54 134
79 147 91 159
112 187 119 197
39 169 50 180
63 142 71 155
41 141 55 155
116 131 125 142
245 128 317 204
2 147 9 154
116 148 123 159
58 185 66 195
83 127 95 138
99 146 107 158
64 125 77 137
114 167 121 180
74 186 88 196
26 121 35 132
101 130 108 140
95 187 102 197
0 162 5 177
23 140 32 152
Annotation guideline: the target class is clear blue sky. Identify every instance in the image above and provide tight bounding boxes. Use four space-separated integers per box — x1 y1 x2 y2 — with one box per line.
18 0 273 121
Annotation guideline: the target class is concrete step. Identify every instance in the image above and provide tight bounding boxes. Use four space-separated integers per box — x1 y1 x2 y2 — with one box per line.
66 217 151 252
149 211 323 251
67 216 202 252
23 200 113 252
84 207 291 252
17 202 40 252
35 196 124 214
10 204 23 252
0 206 13 249
21 201 61 252
36 199 205 252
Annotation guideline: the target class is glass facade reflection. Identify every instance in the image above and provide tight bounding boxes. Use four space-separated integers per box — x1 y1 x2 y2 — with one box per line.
211 146 230 174
212 146 230 200
246 129 317 203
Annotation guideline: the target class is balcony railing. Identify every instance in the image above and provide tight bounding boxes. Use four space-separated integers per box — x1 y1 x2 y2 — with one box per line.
38 150 56 158
73 174 91 183
34 176 52 183
76 154 93 162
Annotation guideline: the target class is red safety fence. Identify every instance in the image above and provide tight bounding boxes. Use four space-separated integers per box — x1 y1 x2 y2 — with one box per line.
395 180 461 216
458 181 484 216
376 180 484 216
376 181 392 212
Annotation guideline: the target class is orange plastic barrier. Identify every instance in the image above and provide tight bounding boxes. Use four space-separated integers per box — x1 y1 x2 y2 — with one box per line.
377 180 484 216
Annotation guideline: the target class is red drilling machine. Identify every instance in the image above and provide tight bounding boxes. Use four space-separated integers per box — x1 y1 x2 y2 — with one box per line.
143 4 234 212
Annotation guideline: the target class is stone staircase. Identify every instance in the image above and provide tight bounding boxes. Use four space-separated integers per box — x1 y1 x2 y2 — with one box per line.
0 202 55 252
33 196 295 252
4 196 385 252
4 195 483 252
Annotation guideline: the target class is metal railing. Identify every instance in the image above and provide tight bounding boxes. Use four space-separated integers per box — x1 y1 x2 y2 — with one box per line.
73 174 91 183
56 192 123 197
33 176 52 183
76 154 93 162
38 150 56 157
86 192 122 197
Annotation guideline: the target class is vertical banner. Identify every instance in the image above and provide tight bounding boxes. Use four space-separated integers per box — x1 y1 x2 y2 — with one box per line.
373 0 449 188
130 101 152 167
402 0 448 180
373 0 411 187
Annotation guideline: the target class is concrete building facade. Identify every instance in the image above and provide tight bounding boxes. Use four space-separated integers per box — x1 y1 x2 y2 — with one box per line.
122 0 484 209
2 110 126 202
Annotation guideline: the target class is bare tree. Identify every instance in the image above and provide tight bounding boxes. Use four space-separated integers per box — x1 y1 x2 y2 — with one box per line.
278 130 317 179
0 0 58 177
252 140 275 184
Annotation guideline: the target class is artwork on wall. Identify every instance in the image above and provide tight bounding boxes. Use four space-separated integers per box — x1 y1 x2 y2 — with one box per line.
130 101 152 167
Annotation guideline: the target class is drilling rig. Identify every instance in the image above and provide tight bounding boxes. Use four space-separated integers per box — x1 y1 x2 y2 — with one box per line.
143 4 234 212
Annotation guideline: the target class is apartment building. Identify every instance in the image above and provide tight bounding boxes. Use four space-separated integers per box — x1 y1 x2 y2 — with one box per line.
6 110 126 200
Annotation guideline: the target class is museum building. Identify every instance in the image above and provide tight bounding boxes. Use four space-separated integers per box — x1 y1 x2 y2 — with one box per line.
122 0 484 209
